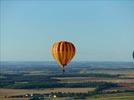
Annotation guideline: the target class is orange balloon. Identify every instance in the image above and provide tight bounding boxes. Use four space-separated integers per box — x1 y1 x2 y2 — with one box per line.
51 41 76 72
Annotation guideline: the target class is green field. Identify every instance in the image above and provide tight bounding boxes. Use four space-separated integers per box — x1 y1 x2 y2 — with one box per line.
0 62 134 100
88 92 134 100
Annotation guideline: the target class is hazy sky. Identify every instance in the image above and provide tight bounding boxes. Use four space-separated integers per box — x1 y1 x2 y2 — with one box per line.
1 0 134 61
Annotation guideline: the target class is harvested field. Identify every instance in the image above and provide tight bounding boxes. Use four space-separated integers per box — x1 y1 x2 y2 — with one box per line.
0 88 95 99
54 77 134 83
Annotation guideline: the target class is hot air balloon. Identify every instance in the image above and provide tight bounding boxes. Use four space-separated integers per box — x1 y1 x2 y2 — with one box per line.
133 51 134 59
51 41 76 72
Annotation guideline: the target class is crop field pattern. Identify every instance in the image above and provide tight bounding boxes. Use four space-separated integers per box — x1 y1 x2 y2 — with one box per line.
0 62 134 100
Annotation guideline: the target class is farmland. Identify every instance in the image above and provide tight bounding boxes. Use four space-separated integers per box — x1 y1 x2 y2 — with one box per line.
0 61 134 100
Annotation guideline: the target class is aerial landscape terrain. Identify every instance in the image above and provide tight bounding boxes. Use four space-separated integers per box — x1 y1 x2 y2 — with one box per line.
0 61 134 100
0 0 134 100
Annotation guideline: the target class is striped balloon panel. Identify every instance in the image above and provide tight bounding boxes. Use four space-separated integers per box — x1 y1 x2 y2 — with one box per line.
52 41 76 69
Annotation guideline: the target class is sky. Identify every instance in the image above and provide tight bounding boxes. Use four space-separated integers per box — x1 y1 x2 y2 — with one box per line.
0 0 134 61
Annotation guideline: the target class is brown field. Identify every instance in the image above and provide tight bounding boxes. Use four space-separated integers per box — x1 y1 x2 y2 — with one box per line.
54 77 134 84
0 88 95 100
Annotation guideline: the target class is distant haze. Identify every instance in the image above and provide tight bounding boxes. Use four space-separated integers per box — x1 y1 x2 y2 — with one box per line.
1 0 134 61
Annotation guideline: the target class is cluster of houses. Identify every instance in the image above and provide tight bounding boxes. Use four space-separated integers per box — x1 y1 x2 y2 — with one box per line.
9 93 57 99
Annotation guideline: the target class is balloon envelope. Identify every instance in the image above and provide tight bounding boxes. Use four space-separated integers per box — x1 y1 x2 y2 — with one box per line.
133 51 134 59
51 41 76 71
